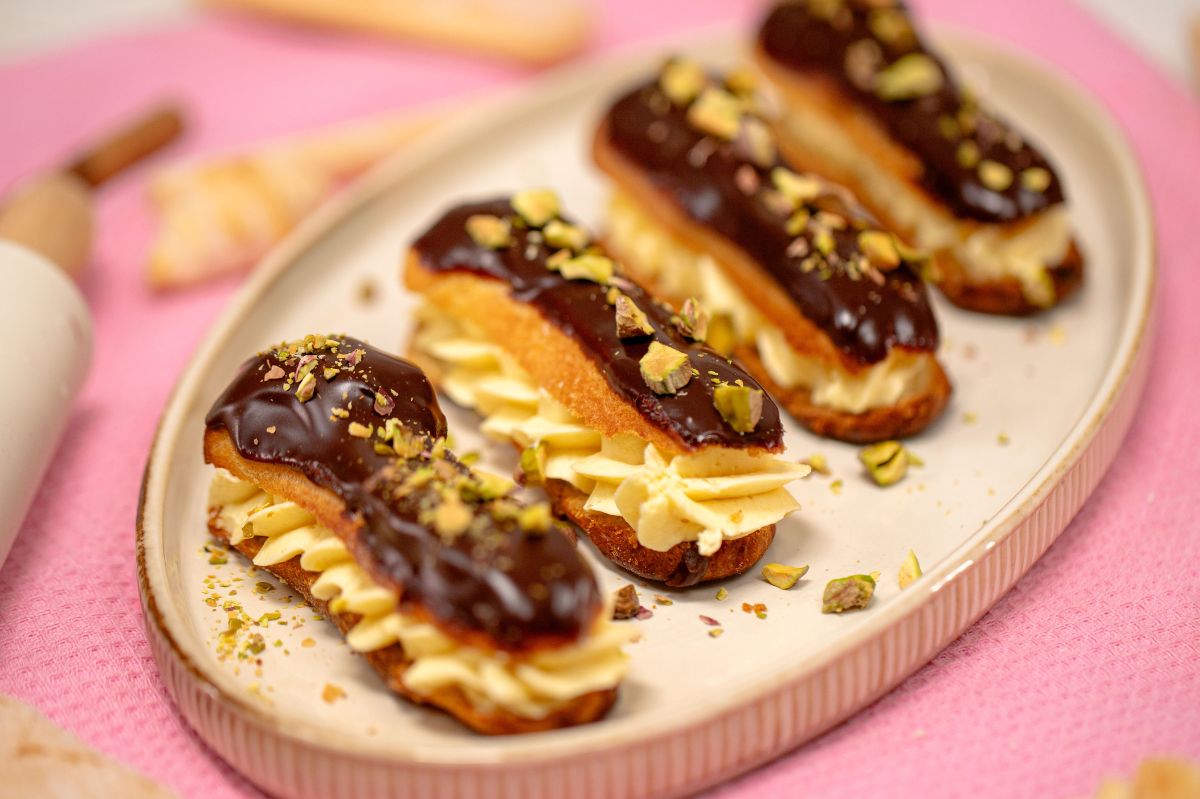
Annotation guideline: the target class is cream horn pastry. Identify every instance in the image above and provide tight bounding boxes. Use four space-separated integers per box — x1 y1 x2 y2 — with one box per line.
593 61 950 443
204 334 634 734
405 192 809 587
755 0 1083 314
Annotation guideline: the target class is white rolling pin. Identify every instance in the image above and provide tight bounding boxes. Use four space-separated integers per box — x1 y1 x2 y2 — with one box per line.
0 238 92 566
0 106 182 569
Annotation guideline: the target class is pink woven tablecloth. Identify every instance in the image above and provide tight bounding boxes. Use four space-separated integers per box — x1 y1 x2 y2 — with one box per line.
1 1 1197 797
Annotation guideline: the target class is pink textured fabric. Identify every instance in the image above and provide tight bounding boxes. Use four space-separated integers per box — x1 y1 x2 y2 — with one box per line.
0 2 1197 797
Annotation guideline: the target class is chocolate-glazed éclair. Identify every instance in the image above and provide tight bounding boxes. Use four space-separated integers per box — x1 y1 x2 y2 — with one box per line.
205 335 600 650
598 77 939 366
758 0 1064 224
411 199 785 450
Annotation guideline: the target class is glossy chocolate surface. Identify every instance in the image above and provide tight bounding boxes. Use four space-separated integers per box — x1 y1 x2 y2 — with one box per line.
411 199 785 450
758 0 1064 223
600 80 938 365
206 336 600 650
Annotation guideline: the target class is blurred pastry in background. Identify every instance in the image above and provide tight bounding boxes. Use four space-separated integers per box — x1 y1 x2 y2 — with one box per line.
755 0 1083 315
201 0 591 65
146 112 441 290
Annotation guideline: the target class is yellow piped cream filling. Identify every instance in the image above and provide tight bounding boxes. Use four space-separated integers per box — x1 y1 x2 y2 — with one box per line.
775 105 1071 307
208 469 634 719
606 193 934 413
412 311 806 556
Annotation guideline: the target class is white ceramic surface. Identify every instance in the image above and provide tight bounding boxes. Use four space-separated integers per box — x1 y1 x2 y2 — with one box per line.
137 29 1154 799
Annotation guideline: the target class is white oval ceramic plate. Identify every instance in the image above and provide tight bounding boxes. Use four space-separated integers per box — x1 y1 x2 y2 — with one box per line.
138 28 1154 799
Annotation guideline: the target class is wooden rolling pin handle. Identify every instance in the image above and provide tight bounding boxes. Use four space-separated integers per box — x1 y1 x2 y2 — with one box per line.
65 104 184 189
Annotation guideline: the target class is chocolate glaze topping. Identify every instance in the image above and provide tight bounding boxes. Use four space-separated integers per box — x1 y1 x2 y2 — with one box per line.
411 199 785 451
600 77 938 366
758 0 1064 223
206 335 600 651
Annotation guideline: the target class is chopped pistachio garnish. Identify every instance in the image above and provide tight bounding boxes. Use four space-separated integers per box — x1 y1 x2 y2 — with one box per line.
348 421 373 439
673 297 709 342
844 38 883 90
639 342 693 395
545 248 571 271
802 453 831 476
614 294 655 339
874 53 943 101
295 372 316 402
543 219 588 251
433 498 472 540
956 140 981 169
263 365 285 381
612 584 640 620
733 117 775 167
559 253 615 284
465 214 512 249
771 167 821 206
322 367 340 381
660 57 706 105
858 230 900 270
859 440 917 486
687 87 742 141
898 549 922 589
813 228 836 256
762 562 809 590
511 189 560 228
868 7 914 47
518 503 552 535
706 314 736 358
713 383 764 433
518 442 548 486
822 574 876 613
715 587 729 601
725 64 758 96
373 391 394 416
1020 166 1052 193
978 160 1014 191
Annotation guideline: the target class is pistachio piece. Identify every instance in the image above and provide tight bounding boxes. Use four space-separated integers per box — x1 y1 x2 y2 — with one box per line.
263 365 285 381
517 503 552 535
725 65 759 97
612 584 640 620
858 230 901 270
868 8 914 49
733 117 775 168
978 160 1014 191
465 214 512 249
559 253 615 284
802 453 831 475
821 574 876 613
517 441 548 486
956 140 981 169
786 208 811 236
762 562 809 590
673 297 709 342
898 549 922 589
614 294 655 339
543 219 589 251
1020 166 1052 193
937 114 960 140
713 383 764 433
660 57 706 105
510 189 560 228
686 87 742 141
813 228 836 256
433 497 472 540
545 248 571 271
874 53 943 101
771 167 821 207
295 372 316 402
706 313 737 357
347 421 372 439
373 391 394 416
859 440 915 486
639 341 693 395
844 38 883 91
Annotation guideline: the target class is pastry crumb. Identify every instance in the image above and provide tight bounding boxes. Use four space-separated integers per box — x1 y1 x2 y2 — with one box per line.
322 683 346 704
